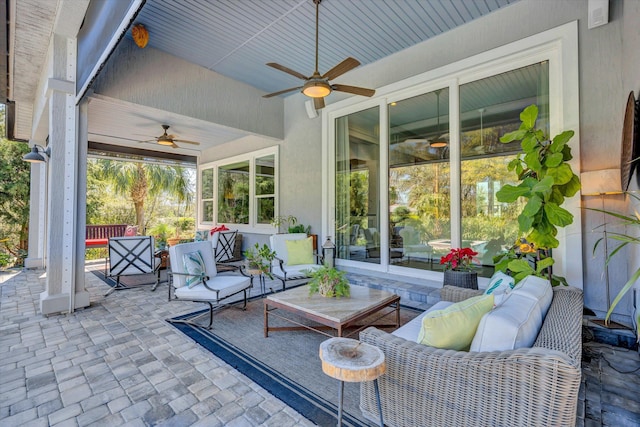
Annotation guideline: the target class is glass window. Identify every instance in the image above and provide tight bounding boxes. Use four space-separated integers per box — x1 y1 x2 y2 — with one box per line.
198 147 278 230
335 106 380 264
218 161 250 224
201 168 214 222
460 62 549 271
255 154 275 224
389 89 450 271
333 63 551 277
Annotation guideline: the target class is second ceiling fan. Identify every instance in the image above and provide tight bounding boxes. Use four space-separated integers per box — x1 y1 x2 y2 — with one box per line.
263 0 375 109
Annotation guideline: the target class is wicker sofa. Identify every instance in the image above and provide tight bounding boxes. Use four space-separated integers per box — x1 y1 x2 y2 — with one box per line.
359 285 583 427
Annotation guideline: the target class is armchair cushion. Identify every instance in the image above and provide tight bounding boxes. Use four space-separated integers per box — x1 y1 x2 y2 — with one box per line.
174 274 251 301
183 250 206 288
285 237 314 265
417 294 494 350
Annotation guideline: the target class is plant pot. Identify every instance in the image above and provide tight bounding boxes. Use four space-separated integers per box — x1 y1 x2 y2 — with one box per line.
443 270 478 290
167 237 182 247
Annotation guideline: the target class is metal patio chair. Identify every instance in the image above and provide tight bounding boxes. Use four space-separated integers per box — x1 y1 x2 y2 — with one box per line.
106 236 160 296
167 241 251 329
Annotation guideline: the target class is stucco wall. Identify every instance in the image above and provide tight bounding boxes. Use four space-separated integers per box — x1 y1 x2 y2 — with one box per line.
93 39 284 140
281 0 639 321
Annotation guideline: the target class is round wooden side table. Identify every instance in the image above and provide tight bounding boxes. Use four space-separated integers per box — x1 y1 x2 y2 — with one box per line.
319 337 386 427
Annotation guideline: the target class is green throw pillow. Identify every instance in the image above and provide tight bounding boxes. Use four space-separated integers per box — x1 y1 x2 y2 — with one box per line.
285 237 314 266
417 294 494 351
183 250 206 288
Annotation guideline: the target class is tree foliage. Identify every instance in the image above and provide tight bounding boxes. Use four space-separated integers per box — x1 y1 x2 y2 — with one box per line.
88 159 195 236
0 106 31 266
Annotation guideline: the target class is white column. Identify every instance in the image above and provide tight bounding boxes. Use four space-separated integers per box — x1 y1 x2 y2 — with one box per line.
40 35 84 314
24 154 47 269
73 98 90 309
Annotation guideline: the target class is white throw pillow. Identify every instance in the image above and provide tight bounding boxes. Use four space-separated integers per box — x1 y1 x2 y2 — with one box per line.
470 275 552 352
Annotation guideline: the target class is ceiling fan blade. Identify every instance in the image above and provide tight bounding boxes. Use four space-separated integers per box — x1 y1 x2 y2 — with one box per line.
263 86 303 98
172 139 201 145
266 63 309 81
322 57 360 81
314 97 325 110
332 84 375 97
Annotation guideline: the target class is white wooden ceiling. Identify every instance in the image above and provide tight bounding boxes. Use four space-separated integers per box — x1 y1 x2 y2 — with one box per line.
8 0 520 154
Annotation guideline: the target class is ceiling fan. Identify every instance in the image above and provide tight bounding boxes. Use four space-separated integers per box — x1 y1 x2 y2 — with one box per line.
140 124 201 148
262 0 375 109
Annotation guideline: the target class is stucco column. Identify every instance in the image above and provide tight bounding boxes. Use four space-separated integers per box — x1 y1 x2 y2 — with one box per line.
39 34 87 314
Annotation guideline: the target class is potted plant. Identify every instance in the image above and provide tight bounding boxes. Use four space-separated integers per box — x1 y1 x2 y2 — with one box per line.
243 243 276 279
589 191 640 340
440 247 479 289
271 215 298 233
307 265 350 298
493 104 580 286
148 223 176 249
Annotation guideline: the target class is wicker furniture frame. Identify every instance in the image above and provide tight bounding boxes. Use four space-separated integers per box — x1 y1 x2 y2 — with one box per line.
359 285 583 427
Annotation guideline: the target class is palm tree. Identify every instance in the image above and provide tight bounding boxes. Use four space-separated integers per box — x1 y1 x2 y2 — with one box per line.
94 160 193 231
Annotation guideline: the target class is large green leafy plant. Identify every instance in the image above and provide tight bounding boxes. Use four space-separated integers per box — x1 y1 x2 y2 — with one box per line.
494 105 580 285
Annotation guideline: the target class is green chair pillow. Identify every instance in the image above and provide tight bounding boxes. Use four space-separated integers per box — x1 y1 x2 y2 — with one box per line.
285 237 314 266
417 294 494 351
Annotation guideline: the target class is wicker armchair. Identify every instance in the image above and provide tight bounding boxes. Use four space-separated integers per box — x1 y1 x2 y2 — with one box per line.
359 285 583 427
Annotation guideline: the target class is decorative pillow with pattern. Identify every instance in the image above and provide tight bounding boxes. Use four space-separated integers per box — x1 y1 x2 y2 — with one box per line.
194 230 209 242
484 271 516 305
183 250 207 288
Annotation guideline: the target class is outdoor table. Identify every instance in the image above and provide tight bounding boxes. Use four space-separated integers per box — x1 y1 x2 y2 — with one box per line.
319 337 386 427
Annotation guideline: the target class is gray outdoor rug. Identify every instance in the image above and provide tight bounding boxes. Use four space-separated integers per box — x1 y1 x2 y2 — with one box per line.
91 268 168 289
167 294 420 427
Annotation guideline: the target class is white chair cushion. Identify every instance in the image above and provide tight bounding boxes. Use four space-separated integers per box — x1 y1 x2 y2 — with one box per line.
269 233 309 265
470 275 552 352
169 241 218 288
271 263 320 279
392 301 453 341
174 275 250 301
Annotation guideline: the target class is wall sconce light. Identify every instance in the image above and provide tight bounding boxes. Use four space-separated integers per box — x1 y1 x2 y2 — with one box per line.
22 145 51 163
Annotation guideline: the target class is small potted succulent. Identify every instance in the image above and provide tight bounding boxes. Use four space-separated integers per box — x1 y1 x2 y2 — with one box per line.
440 247 479 289
307 265 350 298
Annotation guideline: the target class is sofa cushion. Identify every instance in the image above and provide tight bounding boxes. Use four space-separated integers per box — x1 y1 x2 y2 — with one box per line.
470 275 552 352
392 301 453 342
417 294 494 351
285 237 314 266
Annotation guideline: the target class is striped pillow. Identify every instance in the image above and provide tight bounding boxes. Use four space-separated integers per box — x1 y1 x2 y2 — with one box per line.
183 250 206 288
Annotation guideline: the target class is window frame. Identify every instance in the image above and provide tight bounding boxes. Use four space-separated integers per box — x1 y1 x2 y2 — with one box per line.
197 146 278 234
321 22 582 288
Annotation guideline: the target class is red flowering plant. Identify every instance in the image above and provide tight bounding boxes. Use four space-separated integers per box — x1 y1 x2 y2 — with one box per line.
440 247 478 272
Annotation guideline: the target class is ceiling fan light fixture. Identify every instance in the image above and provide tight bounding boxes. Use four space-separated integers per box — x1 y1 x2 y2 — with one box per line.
157 136 174 146
302 80 331 98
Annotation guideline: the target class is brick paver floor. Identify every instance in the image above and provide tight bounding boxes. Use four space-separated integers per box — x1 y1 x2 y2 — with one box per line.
1 268 314 427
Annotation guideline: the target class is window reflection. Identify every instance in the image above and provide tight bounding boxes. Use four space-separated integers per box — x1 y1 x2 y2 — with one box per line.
218 161 250 224
335 106 380 264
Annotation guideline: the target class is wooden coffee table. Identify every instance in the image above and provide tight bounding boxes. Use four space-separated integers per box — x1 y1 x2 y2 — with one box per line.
264 285 400 338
